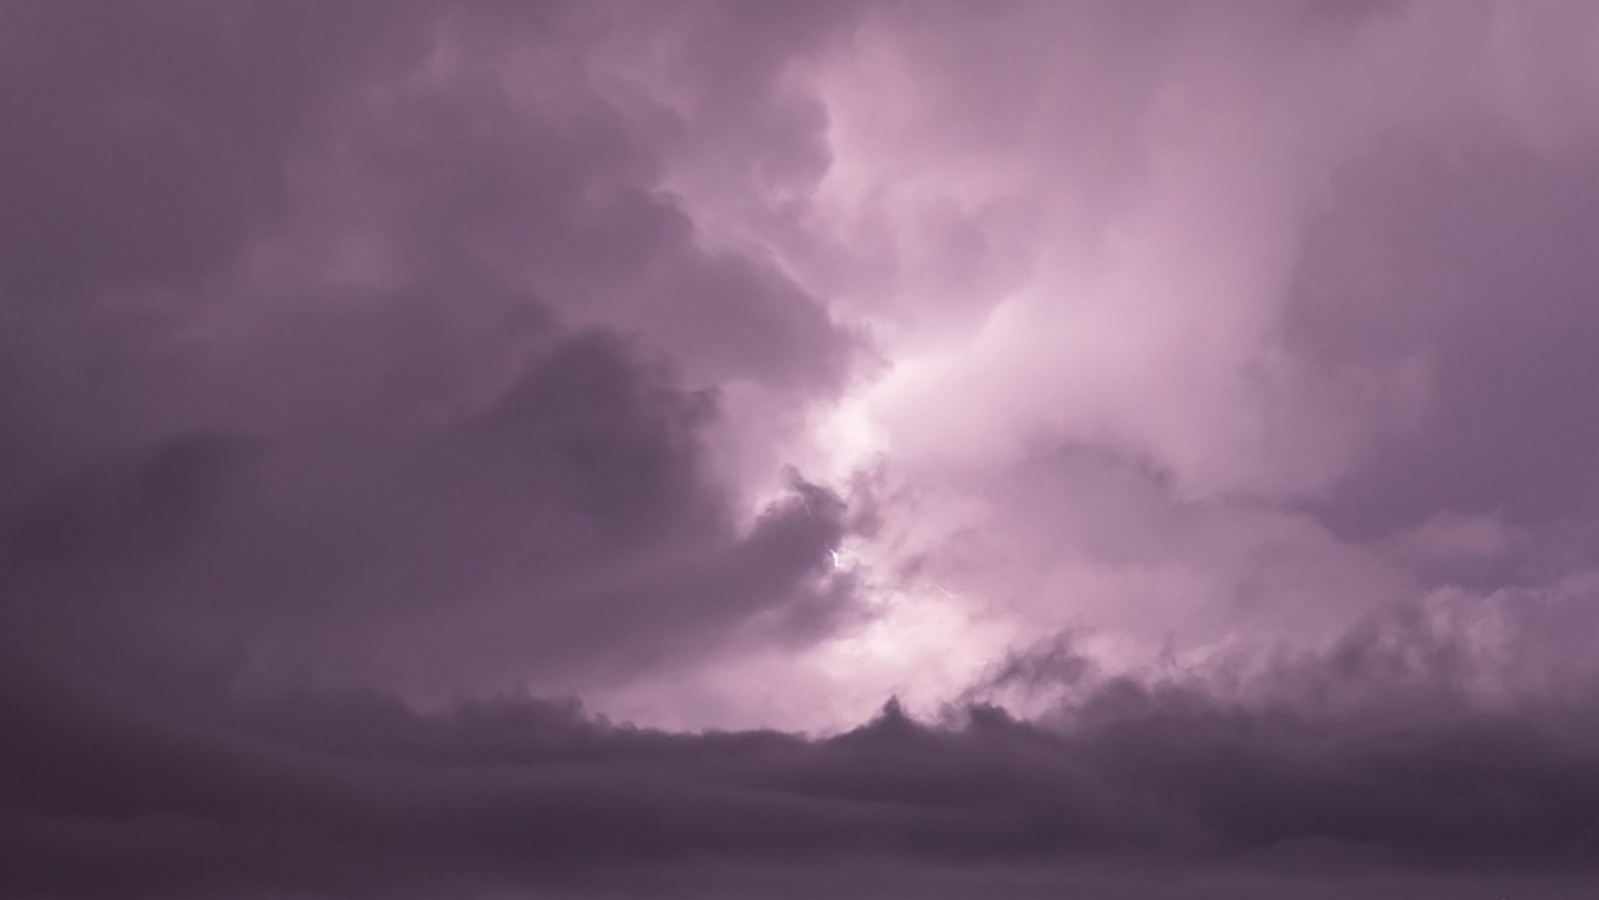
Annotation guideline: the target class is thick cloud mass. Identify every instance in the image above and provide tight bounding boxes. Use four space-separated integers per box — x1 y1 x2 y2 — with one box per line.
0 0 856 696
6 619 1599 899
6 1 1599 897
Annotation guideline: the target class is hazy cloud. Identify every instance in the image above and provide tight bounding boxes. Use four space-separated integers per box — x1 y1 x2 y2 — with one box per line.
8 1 1599 897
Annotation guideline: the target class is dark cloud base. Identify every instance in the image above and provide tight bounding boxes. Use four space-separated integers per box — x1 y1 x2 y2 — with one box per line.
5 625 1599 900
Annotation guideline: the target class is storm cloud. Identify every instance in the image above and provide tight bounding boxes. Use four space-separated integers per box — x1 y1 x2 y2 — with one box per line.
5 605 1599 899
5 1 1599 897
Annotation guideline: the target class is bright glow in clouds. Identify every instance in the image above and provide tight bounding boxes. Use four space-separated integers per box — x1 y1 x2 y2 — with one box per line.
579 0 1599 730
20 5 1599 894
590 534 1021 732
47 0 1591 736
810 388 888 485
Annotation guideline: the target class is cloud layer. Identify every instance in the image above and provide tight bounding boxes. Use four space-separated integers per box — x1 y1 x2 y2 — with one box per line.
7 1 1599 897
7 610 1599 899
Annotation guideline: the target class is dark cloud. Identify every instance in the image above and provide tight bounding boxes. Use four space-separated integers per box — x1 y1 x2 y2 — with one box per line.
4 599 1599 900
0 0 435 302
9 1 1599 897
0 0 860 698
0 306 854 694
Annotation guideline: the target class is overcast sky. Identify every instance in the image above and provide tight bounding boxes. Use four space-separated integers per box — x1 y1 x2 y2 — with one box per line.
6 1 1599 897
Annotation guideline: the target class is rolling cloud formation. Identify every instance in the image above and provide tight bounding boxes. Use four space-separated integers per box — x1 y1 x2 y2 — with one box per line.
5 2 1599 897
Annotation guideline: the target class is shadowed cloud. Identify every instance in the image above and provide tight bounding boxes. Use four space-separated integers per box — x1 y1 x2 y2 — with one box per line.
7 1 1599 897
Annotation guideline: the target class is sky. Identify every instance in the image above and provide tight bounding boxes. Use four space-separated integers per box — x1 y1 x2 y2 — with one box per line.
5 1 1599 897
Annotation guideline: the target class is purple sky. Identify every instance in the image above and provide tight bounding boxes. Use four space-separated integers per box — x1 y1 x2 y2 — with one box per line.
6 1 1599 897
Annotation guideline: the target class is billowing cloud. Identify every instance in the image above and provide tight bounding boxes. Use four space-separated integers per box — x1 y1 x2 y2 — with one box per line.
7 0 1599 896
0 0 860 701
5 596 1599 899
